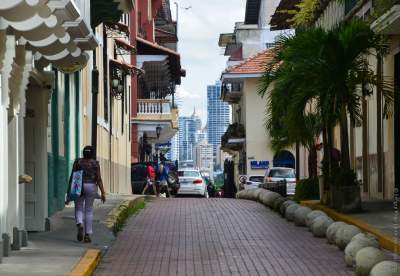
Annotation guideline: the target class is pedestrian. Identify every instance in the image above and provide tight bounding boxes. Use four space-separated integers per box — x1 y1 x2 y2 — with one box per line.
142 162 157 196
67 146 106 243
157 162 170 197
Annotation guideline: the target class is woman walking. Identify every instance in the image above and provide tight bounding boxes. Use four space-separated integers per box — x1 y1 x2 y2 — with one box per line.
68 146 106 243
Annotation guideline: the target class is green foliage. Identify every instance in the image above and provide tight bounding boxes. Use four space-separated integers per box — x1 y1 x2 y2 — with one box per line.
294 178 320 202
258 19 395 176
290 0 320 27
326 167 359 188
113 199 146 235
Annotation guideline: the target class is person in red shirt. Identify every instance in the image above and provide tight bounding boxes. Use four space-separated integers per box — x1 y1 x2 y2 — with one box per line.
142 162 158 196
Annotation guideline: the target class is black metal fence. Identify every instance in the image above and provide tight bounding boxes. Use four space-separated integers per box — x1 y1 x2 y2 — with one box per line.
259 180 287 197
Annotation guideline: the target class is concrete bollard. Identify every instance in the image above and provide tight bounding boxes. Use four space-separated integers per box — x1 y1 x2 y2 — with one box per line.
305 210 327 228
326 221 347 244
11 227 21 251
311 216 334 238
294 206 312 226
344 236 379 267
273 197 287 212
285 203 300 221
335 224 361 250
2 233 11 257
355 247 386 276
264 192 281 208
21 230 28 247
280 200 296 217
370 261 400 276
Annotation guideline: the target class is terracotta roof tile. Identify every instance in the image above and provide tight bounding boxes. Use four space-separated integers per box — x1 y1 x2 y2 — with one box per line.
225 48 276 74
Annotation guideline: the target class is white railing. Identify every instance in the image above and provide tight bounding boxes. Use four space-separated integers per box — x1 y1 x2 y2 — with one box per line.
137 99 171 115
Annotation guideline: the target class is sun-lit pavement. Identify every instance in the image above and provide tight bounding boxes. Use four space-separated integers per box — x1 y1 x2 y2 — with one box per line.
95 198 352 276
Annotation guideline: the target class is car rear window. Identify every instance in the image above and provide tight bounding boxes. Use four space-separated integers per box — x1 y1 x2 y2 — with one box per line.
178 171 200 177
268 169 295 178
249 176 264 183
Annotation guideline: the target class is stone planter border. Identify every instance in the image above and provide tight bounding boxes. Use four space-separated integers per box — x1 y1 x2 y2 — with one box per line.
236 189 399 275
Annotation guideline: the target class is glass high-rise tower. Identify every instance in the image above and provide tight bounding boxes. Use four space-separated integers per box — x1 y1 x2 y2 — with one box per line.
207 81 230 167
178 110 202 162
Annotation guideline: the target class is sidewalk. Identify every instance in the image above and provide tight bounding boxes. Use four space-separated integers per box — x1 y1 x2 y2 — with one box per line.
302 200 400 254
0 194 141 276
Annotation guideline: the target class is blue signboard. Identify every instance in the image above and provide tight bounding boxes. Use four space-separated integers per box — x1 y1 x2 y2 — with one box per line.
250 160 269 170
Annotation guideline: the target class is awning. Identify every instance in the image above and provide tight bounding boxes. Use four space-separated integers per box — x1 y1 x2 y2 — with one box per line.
115 38 136 55
0 0 98 73
110 58 144 75
105 22 130 37
136 37 183 84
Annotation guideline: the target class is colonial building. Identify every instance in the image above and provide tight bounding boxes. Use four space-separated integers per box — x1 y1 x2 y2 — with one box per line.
219 0 299 189
131 0 184 163
0 0 133 253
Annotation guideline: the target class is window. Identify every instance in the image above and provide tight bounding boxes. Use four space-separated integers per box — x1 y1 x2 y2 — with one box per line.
178 171 201 177
268 169 295 178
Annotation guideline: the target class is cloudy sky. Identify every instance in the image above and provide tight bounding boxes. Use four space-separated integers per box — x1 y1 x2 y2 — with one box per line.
171 0 246 126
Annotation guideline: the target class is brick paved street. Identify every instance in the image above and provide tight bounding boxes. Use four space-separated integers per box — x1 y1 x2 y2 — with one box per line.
95 198 353 276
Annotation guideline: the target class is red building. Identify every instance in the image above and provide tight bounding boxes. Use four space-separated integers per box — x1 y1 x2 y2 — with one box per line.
130 0 184 163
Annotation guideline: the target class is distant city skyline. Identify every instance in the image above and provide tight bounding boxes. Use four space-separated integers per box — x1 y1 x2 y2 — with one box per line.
207 81 230 167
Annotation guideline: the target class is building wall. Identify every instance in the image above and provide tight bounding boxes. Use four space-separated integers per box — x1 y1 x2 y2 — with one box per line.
81 24 132 195
314 1 396 200
243 78 275 176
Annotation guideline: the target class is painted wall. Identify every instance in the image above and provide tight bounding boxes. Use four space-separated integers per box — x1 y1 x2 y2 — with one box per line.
243 78 276 176
82 24 132 195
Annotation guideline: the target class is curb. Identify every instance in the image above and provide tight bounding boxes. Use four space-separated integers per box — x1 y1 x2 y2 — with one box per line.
68 249 101 276
103 196 146 229
301 200 400 254
68 196 147 276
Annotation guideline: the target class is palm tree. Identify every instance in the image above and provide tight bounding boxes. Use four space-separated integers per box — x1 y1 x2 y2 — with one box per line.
259 19 394 210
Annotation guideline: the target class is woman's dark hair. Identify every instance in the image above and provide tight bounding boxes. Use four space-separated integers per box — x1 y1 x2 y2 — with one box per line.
83 146 94 159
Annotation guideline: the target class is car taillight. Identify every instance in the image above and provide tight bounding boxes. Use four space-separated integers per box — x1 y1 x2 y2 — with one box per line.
193 179 203 184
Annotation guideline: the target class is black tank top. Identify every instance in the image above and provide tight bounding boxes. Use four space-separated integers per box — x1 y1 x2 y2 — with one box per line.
76 159 99 183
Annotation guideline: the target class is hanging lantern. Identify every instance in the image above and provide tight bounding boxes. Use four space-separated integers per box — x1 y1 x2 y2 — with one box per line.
156 125 162 140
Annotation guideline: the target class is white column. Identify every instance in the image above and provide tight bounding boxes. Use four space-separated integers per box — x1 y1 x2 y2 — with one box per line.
0 34 15 237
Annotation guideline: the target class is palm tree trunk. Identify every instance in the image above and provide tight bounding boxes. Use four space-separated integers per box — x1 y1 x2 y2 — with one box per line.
376 52 384 195
308 142 317 179
340 106 351 171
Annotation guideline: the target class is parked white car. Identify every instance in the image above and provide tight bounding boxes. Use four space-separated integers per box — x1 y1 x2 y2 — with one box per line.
177 169 208 197
264 167 297 195
245 175 264 189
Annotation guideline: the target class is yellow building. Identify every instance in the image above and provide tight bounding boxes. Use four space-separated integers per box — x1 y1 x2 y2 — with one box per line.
270 0 399 200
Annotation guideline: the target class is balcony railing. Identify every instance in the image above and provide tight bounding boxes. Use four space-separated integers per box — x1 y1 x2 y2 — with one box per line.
221 82 243 103
137 99 171 115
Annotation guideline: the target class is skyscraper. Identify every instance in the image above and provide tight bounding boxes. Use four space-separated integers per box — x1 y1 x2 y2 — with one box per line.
178 110 202 162
207 81 230 167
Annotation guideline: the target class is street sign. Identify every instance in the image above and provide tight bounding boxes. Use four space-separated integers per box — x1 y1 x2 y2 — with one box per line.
250 160 269 170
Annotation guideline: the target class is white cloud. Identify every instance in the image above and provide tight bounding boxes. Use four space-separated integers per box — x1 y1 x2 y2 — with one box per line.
175 86 200 100
172 0 245 125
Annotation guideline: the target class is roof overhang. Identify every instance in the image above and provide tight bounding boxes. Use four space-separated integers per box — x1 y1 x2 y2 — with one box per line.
137 37 183 84
270 0 300 31
0 0 98 73
221 73 263 81
91 0 134 28
244 0 262 25
371 4 400 34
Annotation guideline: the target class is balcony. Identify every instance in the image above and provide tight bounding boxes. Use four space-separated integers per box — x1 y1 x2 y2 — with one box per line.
133 99 178 143
221 123 245 152
221 82 243 104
